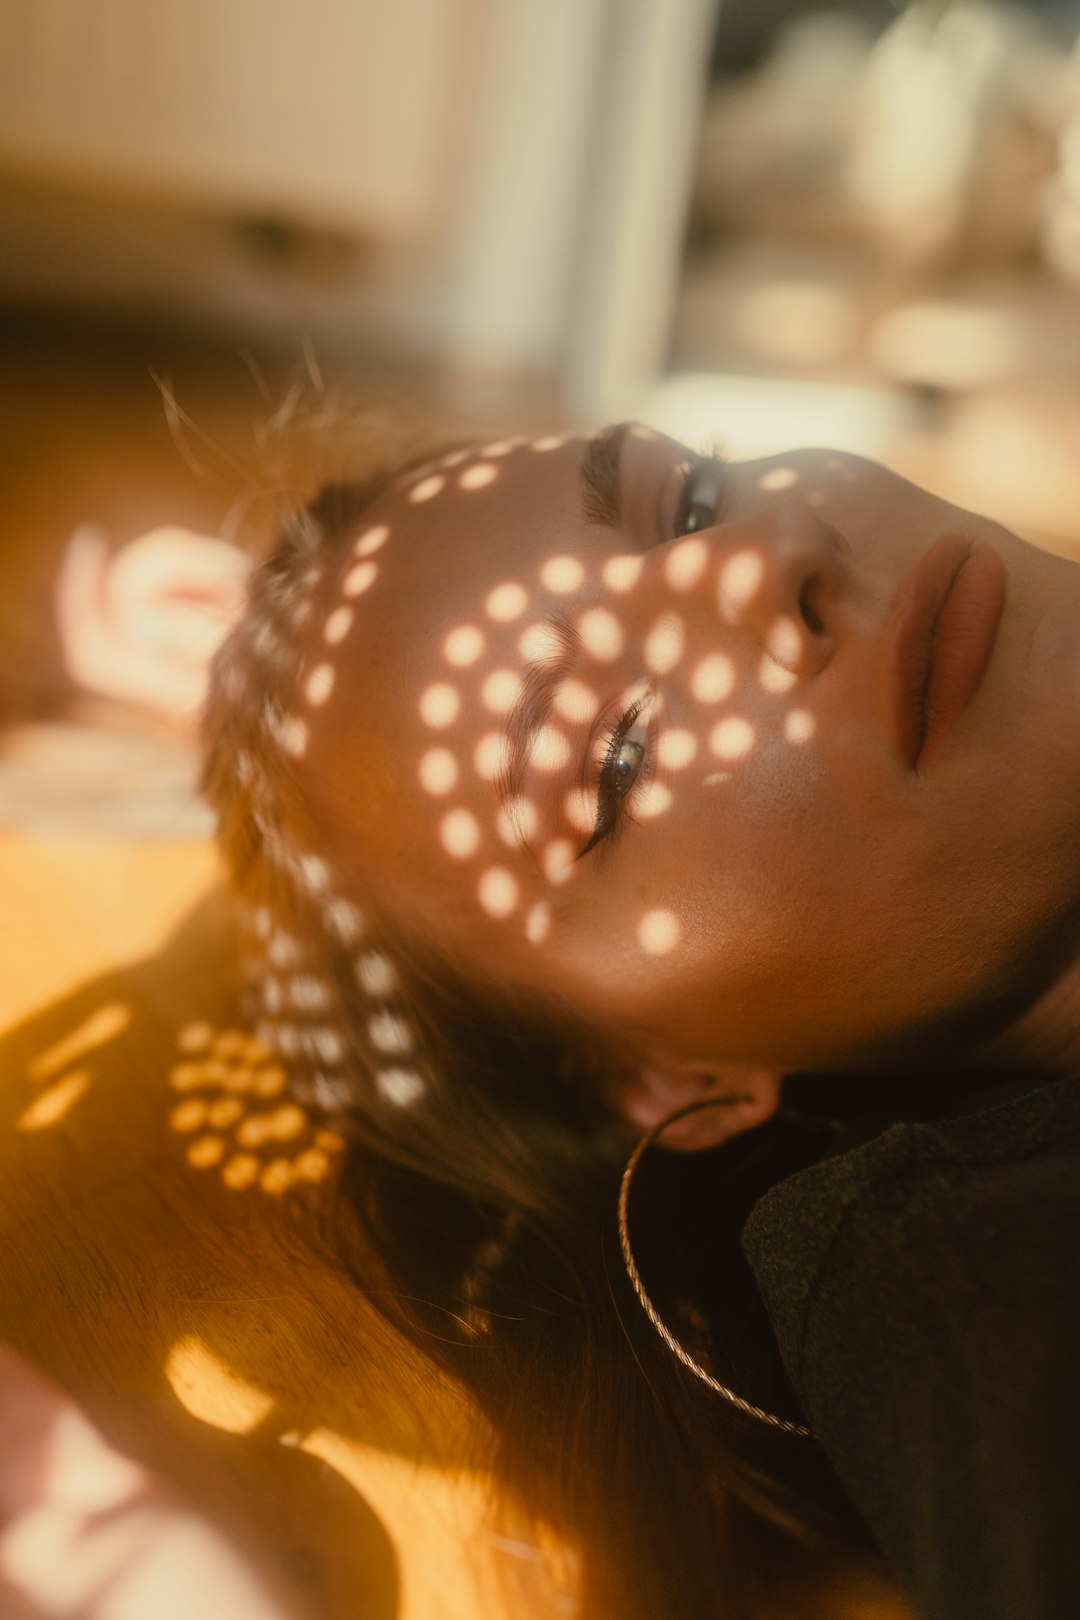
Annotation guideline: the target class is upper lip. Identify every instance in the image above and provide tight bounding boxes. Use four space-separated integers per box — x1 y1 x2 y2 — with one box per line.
890 535 978 770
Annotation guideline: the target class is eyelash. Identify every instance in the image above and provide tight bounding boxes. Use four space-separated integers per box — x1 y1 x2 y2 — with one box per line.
673 448 729 539
576 446 729 860
577 696 650 858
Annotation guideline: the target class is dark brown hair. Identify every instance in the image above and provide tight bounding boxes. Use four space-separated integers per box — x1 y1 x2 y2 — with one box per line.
201 462 893 1619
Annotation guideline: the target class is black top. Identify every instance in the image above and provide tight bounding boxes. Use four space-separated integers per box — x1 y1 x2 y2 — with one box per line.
741 1075 1080 1620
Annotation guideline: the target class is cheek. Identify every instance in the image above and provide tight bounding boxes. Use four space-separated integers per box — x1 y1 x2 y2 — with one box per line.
544 738 878 1057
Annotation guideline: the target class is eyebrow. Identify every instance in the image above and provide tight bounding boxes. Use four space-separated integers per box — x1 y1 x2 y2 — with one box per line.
497 616 582 854
580 421 630 529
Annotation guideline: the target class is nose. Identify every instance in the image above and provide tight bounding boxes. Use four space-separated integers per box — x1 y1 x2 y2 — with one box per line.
713 498 842 676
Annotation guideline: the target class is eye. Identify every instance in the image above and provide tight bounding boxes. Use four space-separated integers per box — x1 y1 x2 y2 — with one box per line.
578 698 652 858
610 736 645 798
673 453 728 538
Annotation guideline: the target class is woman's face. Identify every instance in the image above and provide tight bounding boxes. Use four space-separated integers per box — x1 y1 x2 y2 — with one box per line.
293 429 1080 1085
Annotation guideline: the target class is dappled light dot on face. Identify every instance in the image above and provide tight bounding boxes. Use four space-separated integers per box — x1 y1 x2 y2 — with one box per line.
765 616 803 668
482 439 520 458
355 524 390 556
497 795 539 847
486 582 528 623
759 466 799 492
525 900 552 944
482 668 521 714
530 726 571 772
543 839 575 883
602 554 644 594
444 624 485 666
578 608 624 662
530 434 569 452
324 605 354 645
459 462 499 491
553 677 599 723
691 653 736 704
663 538 709 592
636 781 673 819
305 663 335 707
410 474 445 503
344 561 378 598
785 708 816 743
540 555 585 594
519 620 566 663
759 655 798 695
710 716 756 761
419 747 459 795
474 731 509 781
419 682 461 728
657 728 697 770
562 789 594 836
377 1067 426 1106
718 550 765 619
441 807 481 859
478 866 519 918
644 611 685 675
637 909 680 956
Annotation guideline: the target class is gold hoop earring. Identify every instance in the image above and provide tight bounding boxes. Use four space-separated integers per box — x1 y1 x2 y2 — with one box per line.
618 1094 815 1440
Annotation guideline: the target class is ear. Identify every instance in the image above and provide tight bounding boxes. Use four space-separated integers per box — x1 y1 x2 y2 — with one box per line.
615 1059 783 1151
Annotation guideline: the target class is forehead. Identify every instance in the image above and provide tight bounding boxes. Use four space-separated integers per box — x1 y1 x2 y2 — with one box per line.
359 433 589 603
285 437 598 883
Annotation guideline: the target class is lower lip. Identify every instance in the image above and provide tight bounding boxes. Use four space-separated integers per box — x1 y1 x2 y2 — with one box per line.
891 535 1006 772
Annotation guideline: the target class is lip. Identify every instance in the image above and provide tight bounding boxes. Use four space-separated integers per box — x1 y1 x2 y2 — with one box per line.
890 534 1006 772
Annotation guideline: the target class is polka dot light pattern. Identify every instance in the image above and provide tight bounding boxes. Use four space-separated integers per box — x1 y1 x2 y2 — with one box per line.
168 1023 345 1196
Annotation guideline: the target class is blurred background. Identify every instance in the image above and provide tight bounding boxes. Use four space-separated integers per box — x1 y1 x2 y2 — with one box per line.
2 0 1080 777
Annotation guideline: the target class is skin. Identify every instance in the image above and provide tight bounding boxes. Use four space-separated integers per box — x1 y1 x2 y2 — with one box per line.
291 428 1080 1143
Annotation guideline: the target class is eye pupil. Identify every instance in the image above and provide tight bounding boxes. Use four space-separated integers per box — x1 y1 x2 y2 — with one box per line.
613 740 644 795
685 502 713 535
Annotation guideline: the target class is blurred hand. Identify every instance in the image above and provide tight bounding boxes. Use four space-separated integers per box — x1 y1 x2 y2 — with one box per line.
0 1344 293 1620
56 526 251 723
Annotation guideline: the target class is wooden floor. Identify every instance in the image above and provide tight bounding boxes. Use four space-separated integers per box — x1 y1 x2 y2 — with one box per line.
0 309 921 1620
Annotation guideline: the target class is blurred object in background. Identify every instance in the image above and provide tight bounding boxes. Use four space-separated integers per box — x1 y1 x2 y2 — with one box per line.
0 0 713 403
661 0 1080 556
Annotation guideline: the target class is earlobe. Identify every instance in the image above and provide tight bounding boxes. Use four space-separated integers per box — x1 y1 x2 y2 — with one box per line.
616 1061 783 1151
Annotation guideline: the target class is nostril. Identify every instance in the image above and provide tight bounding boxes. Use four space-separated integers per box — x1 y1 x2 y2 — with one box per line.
799 577 825 636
